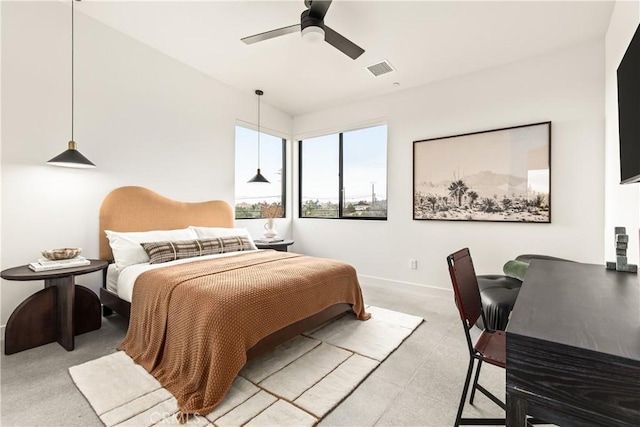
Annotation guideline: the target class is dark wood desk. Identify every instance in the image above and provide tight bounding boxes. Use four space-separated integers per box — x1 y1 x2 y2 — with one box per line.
506 260 640 427
1 260 108 355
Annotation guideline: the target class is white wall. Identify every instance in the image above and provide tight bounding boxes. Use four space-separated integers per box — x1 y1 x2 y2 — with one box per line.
0 2 293 327
3 1 628 328
604 0 640 264
0 2 3 328
293 41 606 291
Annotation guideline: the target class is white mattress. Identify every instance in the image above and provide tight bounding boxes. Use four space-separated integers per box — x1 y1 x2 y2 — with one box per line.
106 264 119 294
110 250 259 303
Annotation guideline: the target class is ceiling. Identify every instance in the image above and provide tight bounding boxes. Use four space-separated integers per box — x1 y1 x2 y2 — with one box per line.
77 1 615 116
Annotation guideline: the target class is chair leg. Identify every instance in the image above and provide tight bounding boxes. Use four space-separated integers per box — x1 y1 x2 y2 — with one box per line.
477 384 506 410
455 357 475 427
469 358 482 404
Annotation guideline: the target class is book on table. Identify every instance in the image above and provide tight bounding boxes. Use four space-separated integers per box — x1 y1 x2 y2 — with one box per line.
37 256 87 265
255 238 284 243
28 257 90 272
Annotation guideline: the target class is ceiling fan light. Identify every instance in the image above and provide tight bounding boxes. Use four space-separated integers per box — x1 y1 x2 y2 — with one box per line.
302 25 325 43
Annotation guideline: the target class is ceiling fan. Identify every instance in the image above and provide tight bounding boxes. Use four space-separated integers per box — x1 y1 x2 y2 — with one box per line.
241 0 365 60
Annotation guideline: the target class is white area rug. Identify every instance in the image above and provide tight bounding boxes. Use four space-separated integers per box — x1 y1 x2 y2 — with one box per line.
69 306 423 427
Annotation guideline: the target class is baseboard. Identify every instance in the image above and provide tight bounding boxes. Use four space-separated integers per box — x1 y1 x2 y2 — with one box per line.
357 274 452 299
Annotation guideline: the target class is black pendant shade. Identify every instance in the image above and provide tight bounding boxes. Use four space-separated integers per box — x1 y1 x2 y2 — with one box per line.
248 168 269 183
49 0 95 169
47 140 96 169
248 89 269 183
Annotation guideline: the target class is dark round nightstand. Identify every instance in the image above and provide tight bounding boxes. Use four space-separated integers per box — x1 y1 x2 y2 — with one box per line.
1 259 108 355
254 239 295 252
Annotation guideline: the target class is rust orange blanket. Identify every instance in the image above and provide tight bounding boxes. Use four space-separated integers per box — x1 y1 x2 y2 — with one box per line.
118 250 369 417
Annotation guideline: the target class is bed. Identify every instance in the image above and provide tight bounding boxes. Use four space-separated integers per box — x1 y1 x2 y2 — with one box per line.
98 186 369 418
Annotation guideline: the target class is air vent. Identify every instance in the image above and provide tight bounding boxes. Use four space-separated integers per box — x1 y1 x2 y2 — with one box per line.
366 60 395 77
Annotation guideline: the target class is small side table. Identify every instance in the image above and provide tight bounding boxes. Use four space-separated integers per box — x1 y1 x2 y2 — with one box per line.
255 239 295 252
1 260 108 355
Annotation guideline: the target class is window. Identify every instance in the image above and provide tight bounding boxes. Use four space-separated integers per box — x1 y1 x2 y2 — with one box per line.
235 126 286 219
299 124 387 219
300 133 340 218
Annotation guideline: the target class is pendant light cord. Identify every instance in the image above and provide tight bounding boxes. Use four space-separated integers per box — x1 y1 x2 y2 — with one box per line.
257 91 261 168
47 0 95 168
71 0 75 142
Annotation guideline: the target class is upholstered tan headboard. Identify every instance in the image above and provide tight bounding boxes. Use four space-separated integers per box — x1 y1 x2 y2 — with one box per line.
99 186 234 261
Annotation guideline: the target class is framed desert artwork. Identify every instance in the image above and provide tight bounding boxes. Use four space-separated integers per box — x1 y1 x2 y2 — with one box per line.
413 122 551 223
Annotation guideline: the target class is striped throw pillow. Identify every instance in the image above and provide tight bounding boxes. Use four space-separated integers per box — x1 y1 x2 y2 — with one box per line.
140 236 254 264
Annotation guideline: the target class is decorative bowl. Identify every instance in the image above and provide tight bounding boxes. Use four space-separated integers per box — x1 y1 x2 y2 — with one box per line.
41 248 82 260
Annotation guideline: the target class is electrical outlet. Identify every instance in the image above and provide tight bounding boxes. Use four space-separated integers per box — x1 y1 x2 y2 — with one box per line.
410 259 418 269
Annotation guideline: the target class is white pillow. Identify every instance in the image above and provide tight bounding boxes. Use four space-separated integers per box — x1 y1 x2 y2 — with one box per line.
189 226 258 251
105 228 197 270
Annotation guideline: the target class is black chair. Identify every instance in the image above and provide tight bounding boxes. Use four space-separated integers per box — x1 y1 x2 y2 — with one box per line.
447 248 507 426
477 254 574 331
448 248 548 427
476 275 522 331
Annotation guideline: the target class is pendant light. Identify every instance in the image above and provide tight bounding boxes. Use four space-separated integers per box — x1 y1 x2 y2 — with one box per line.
248 89 269 183
48 0 95 169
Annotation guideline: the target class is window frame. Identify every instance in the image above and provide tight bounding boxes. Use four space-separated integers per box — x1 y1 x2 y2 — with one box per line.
234 125 287 220
278 137 287 218
298 126 387 220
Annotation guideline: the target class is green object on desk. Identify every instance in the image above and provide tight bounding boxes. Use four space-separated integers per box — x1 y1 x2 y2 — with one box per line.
503 259 529 281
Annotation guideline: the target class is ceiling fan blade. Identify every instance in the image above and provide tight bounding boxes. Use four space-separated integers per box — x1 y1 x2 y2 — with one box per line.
307 0 332 20
324 26 365 60
241 24 301 45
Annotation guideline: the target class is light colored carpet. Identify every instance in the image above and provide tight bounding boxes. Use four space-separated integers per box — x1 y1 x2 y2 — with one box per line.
69 306 423 427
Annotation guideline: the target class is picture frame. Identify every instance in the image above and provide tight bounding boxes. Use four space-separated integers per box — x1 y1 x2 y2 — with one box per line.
413 122 551 223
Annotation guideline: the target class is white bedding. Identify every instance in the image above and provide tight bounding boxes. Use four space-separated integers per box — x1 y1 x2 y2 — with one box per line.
111 250 260 302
